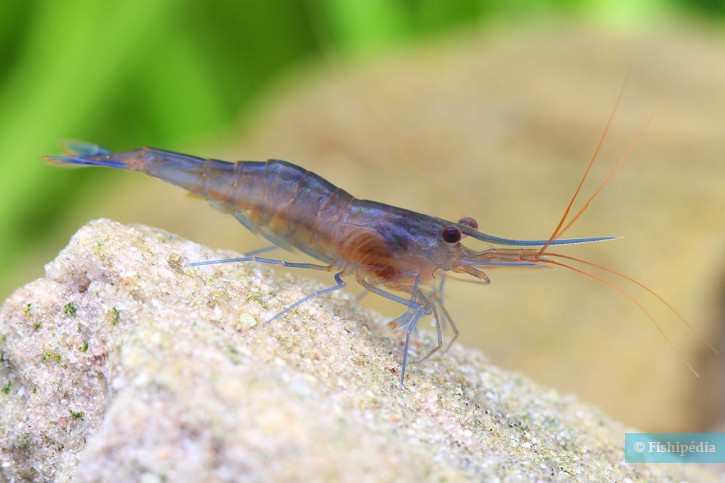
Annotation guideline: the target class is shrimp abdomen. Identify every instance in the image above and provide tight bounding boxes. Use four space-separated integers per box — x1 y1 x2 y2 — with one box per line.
46 144 355 262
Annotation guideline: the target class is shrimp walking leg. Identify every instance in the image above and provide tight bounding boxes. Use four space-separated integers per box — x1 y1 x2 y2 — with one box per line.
190 256 331 272
359 274 429 385
187 246 278 268
419 301 443 363
190 253 343 324
358 278 421 311
266 272 346 324
401 300 427 386
424 275 460 356
436 299 459 355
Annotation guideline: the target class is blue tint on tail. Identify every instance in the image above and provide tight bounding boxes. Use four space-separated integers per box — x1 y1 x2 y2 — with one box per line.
65 142 112 156
44 142 124 169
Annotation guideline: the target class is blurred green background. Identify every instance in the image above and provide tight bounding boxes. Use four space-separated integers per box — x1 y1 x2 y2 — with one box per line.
1 0 724 432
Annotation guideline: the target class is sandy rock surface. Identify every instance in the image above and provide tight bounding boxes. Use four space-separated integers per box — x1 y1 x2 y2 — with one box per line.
0 220 717 481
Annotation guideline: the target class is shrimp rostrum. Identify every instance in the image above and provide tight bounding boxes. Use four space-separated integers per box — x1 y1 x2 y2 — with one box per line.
45 139 713 385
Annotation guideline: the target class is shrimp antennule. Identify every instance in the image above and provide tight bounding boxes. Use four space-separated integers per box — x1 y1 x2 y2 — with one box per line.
536 255 704 377
509 76 716 375
543 252 718 355
536 73 630 257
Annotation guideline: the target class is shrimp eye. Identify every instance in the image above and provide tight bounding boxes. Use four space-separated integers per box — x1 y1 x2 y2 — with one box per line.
441 226 462 244
457 217 478 230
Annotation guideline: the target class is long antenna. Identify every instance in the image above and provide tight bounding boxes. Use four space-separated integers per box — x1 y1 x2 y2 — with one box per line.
556 101 661 238
523 74 716 374
541 256 701 377
545 252 718 354
537 71 631 257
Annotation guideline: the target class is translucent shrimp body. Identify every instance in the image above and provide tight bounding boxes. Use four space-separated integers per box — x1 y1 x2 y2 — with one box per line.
46 143 615 384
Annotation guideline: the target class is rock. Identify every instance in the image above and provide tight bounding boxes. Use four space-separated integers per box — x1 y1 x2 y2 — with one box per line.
0 220 716 481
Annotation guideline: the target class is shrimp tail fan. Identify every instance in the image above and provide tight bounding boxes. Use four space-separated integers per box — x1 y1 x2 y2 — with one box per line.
44 142 121 169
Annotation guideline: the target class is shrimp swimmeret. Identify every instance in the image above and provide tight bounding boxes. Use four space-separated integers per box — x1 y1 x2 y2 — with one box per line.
45 103 715 385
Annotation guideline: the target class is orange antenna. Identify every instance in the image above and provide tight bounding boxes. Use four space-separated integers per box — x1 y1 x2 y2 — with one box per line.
540 256 702 377
546 252 718 355
524 74 717 375
557 100 662 238
537 71 631 257
304 0 467 216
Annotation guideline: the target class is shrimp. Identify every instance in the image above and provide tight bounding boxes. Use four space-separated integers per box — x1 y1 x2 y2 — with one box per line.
44 116 715 385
